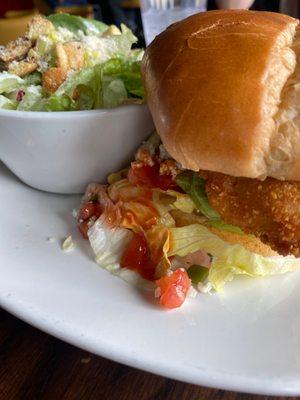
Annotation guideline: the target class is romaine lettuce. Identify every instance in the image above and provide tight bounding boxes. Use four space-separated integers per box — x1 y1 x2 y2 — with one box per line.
0 95 17 109
0 73 24 94
47 13 107 37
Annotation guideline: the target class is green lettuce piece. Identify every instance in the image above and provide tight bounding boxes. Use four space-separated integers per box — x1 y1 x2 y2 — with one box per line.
55 68 96 97
102 77 127 108
45 94 75 112
0 95 17 109
74 84 95 110
209 220 244 235
23 72 42 86
0 73 24 94
84 24 137 67
49 67 100 110
175 171 220 220
153 189 196 214
47 13 107 36
168 224 300 291
88 215 133 270
17 86 43 111
103 57 144 98
49 56 143 110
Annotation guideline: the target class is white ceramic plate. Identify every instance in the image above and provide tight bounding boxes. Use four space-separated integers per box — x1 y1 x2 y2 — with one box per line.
2 161 300 396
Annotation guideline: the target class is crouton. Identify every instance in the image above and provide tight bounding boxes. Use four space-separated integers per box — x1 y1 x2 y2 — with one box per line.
101 25 121 37
26 14 54 41
0 37 32 64
42 67 68 93
8 59 37 77
56 42 84 70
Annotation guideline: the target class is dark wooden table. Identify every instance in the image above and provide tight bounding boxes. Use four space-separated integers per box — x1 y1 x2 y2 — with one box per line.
0 309 297 400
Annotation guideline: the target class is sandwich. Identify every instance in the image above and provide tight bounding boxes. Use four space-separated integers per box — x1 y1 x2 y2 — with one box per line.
78 10 300 309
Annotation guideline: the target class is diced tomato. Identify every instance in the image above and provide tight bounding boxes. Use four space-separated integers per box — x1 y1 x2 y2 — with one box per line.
79 202 95 220
128 164 159 187
93 203 102 218
79 202 102 220
78 220 90 239
155 269 191 309
128 163 176 190
120 233 156 280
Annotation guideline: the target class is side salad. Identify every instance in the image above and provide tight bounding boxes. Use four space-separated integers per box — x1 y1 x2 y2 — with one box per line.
0 13 144 111
77 133 300 310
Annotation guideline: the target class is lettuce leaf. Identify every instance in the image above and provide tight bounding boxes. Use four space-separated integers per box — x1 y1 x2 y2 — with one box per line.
23 72 42 86
47 13 107 37
153 189 196 214
46 56 143 110
0 73 24 94
102 77 127 108
17 85 44 111
209 220 244 235
45 94 75 112
175 171 244 235
83 24 137 67
175 171 220 220
0 94 17 109
88 215 133 270
103 57 144 98
168 224 300 291
87 213 154 290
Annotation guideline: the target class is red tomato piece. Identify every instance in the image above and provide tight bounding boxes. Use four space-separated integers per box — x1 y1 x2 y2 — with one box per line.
155 269 191 309
157 173 177 191
93 203 102 218
120 233 156 281
79 202 102 221
128 164 159 187
79 202 95 220
128 164 176 190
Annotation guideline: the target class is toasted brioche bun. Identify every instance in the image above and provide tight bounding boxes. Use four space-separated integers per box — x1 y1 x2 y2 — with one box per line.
142 10 300 181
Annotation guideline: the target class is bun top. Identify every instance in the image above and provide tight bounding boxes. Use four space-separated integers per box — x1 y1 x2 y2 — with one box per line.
142 10 300 181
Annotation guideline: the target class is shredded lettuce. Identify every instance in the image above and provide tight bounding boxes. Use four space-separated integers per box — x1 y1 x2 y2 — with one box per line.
153 189 196 214
175 171 220 220
88 215 133 270
87 212 154 290
209 220 244 235
175 171 244 235
168 224 300 291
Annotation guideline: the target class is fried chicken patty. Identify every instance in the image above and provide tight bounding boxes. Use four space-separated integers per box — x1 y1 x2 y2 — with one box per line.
201 171 300 256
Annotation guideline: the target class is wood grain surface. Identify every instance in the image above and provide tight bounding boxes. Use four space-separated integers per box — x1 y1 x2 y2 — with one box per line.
0 309 297 400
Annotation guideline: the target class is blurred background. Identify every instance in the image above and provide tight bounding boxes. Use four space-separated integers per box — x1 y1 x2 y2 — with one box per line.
0 0 298 46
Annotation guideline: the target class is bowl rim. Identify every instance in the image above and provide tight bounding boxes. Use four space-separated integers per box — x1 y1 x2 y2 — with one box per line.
0 103 147 119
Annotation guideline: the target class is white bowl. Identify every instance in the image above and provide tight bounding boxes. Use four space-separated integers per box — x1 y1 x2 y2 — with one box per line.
0 105 154 194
